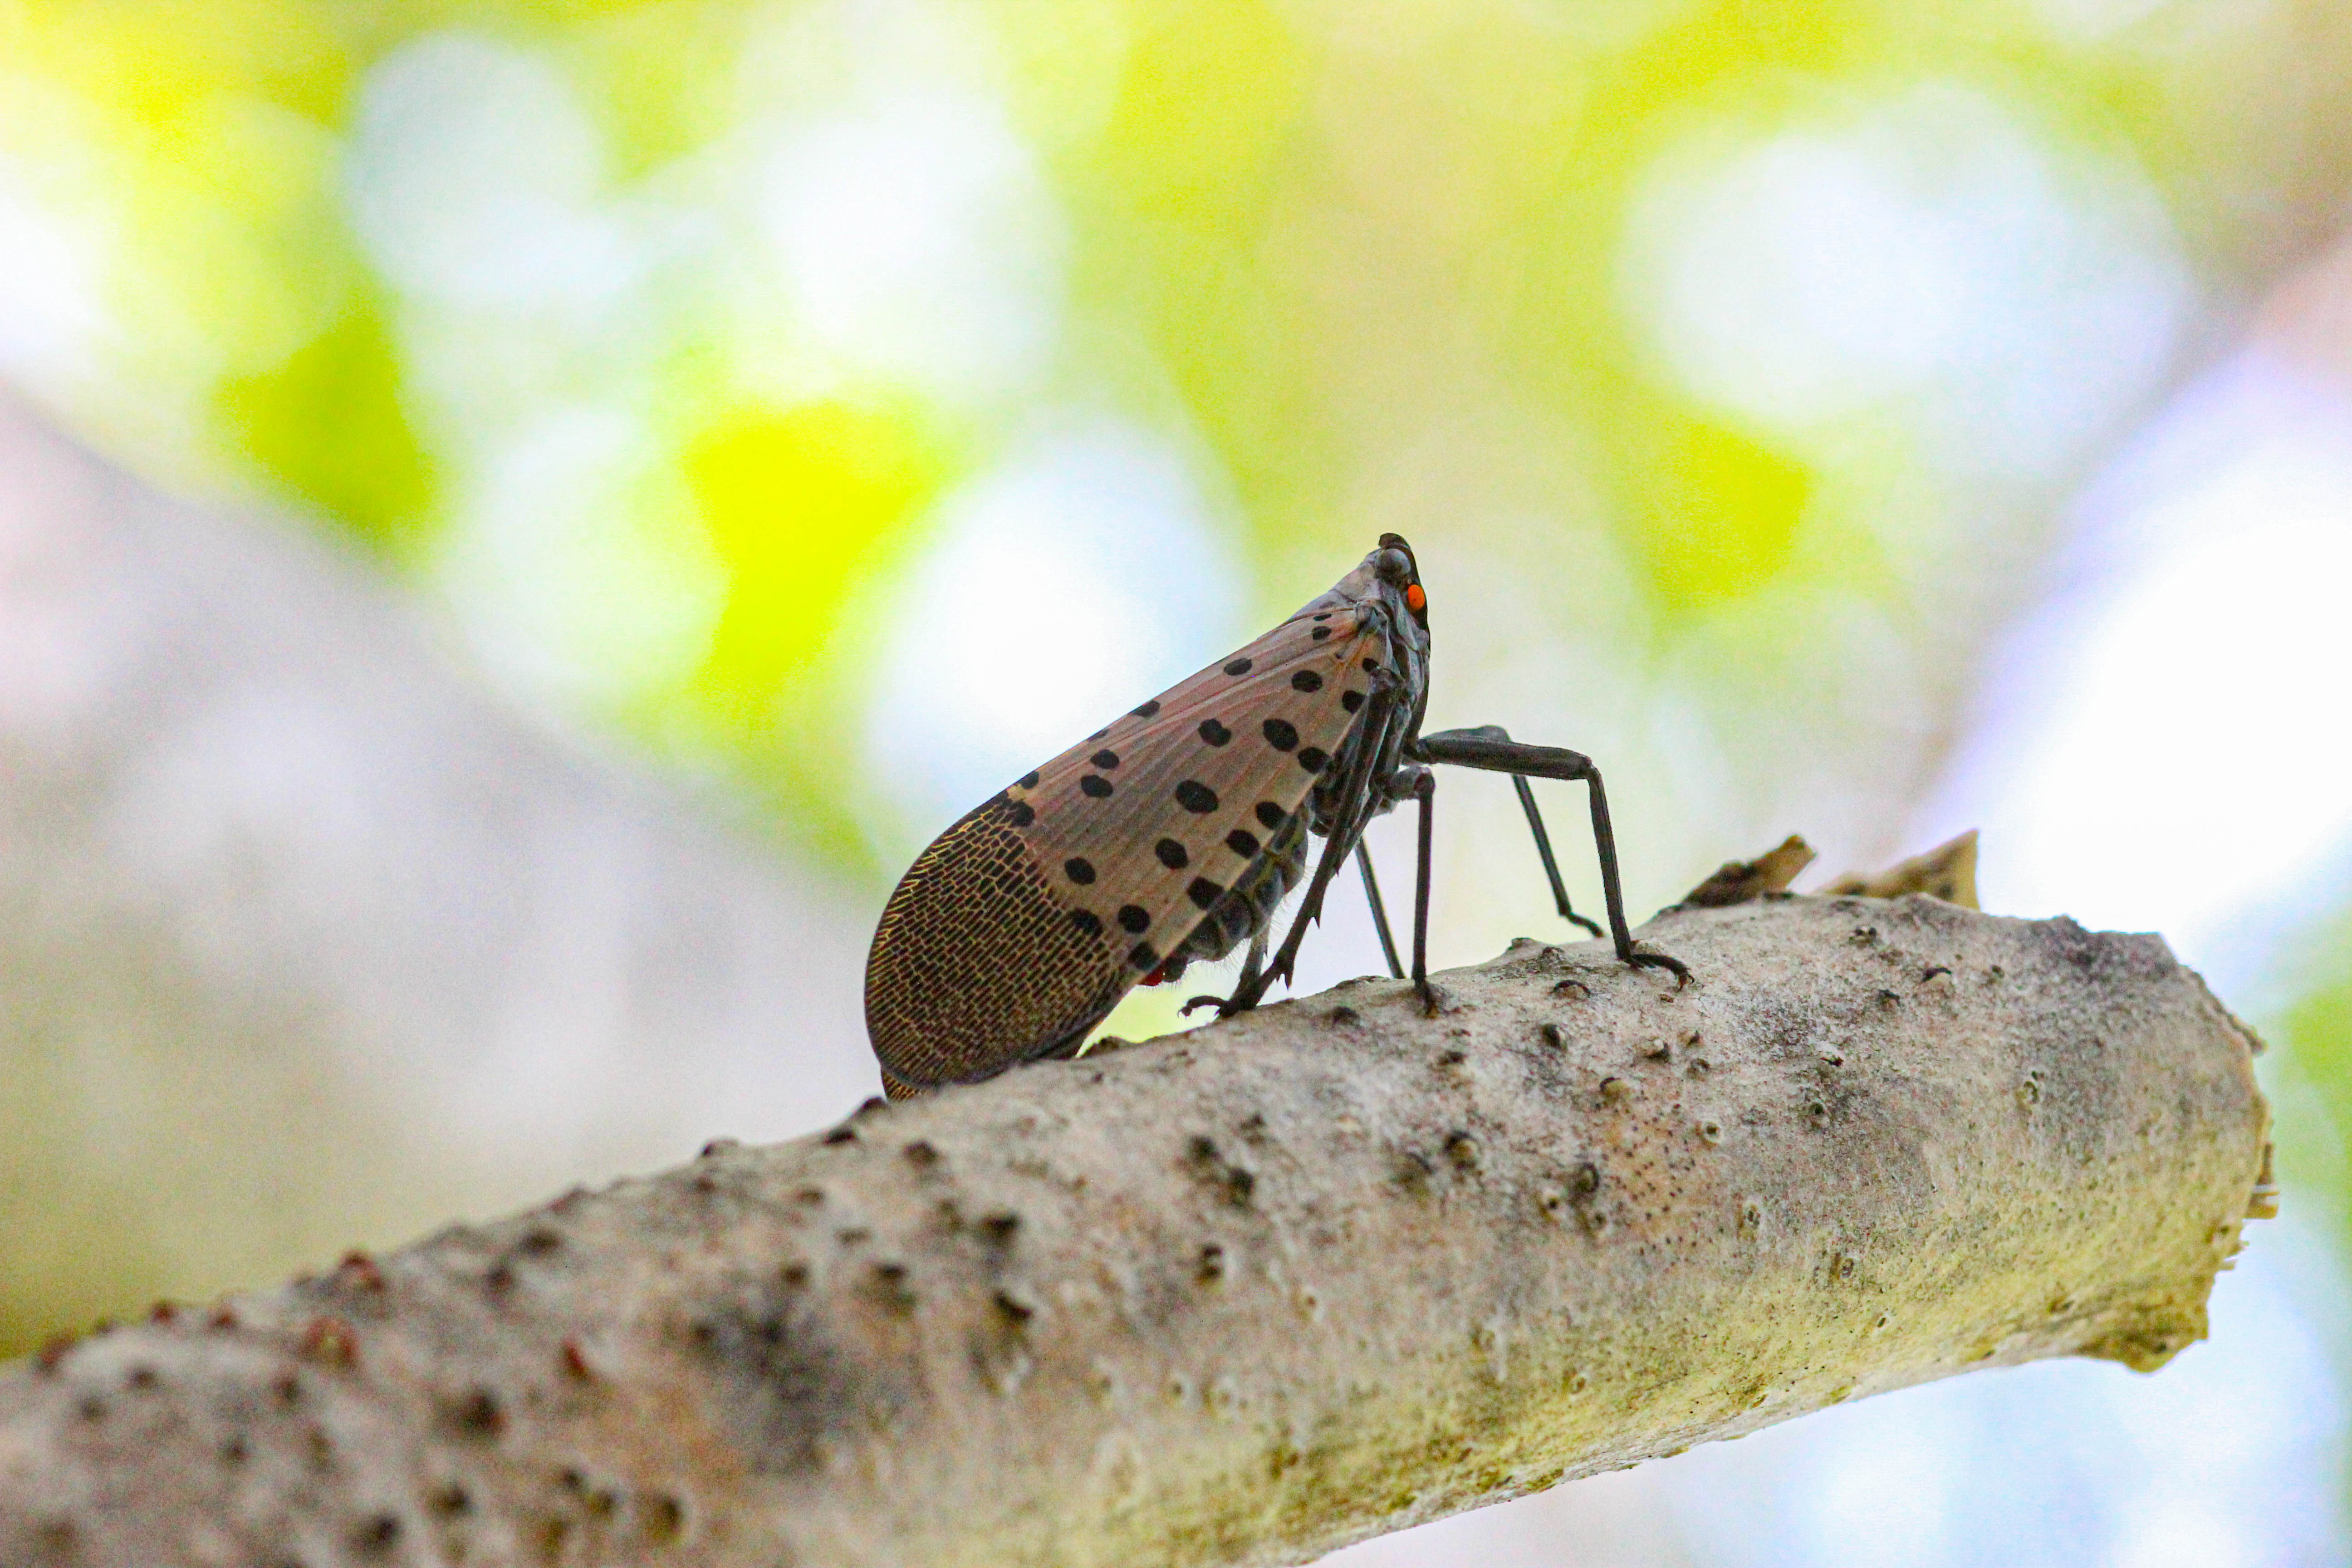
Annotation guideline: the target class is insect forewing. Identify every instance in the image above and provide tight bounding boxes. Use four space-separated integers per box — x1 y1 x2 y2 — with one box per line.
1019 610 1382 969
866 603 1389 1095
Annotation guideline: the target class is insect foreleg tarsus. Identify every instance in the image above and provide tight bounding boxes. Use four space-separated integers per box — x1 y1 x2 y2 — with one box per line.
1184 929 1269 1018
1410 728 1688 984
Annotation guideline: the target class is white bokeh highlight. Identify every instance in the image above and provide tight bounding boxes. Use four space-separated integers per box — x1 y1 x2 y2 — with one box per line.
1624 82 2192 482
1993 509 2352 942
0 159 107 383
435 404 728 715
758 89 1064 399
1935 353 2352 986
343 33 641 316
863 420 1240 843
1660 1232 2344 1568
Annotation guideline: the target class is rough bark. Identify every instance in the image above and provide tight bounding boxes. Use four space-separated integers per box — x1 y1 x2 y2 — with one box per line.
0 894 2271 1568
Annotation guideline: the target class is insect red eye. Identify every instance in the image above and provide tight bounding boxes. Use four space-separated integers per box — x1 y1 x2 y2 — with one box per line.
1406 584 1426 613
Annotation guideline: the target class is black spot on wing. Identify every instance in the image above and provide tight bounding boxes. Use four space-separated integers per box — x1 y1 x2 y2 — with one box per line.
1198 719 1231 746
1341 690 1365 713
1064 858 1097 885
1175 780 1219 814
1261 718 1297 751
1291 671 1323 693
1224 657 1254 676
1007 800 1036 828
1019 770 1040 789
1255 801 1286 830
1132 700 1161 718
1298 747 1330 773
1311 626 1331 641
1091 749 1120 770
1118 905 1150 933
1080 775 1113 799
1225 828 1259 857
1186 877 1224 910
1069 909 1102 937
1155 838 1189 869
1128 942 1160 971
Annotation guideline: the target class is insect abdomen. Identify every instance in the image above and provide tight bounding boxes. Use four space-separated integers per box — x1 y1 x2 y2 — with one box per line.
865 794 1131 1098
1160 805 1309 980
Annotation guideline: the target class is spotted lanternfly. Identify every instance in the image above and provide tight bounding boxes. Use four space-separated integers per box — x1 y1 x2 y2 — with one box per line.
864 534 1685 1099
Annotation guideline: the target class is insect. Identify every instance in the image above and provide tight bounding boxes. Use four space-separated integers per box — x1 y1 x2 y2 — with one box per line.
864 535 1686 1098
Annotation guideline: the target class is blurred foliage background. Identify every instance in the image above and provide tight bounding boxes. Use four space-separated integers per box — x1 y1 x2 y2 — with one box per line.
6 0 2352 1561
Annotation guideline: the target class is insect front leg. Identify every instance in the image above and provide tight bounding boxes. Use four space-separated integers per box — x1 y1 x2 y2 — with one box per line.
1423 725 1604 939
1214 688 1404 1017
1338 760 1437 1011
1388 761 1438 1014
1181 713 1391 1019
1355 842 1404 980
1410 728 1688 984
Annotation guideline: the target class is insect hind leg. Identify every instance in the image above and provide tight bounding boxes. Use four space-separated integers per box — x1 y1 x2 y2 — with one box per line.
1411 727 1687 984
1414 724 1598 938
1511 776 1604 940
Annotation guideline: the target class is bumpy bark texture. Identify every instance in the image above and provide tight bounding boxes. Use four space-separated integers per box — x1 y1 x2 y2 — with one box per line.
0 895 2270 1568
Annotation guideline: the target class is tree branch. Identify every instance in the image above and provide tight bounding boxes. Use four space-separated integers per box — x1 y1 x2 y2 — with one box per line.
0 893 2270 1568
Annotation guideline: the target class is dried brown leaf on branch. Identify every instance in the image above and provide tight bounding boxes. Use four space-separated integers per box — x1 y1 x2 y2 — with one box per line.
1676 833 1818 907
1821 829 1981 909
